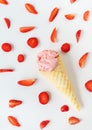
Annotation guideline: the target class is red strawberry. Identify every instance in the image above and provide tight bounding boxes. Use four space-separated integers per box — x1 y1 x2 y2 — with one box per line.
19 26 35 33
0 69 14 73
49 7 59 22
38 92 49 105
40 120 50 129
0 0 8 4
60 105 69 112
27 37 38 48
76 29 82 43
70 0 76 3
25 3 38 14
4 18 11 29
79 52 89 68
17 79 36 87
85 80 92 92
17 54 25 62
50 27 57 43
1 43 12 52
83 10 90 21
65 14 75 20
61 43 70 53
68 116 80 125
8 116 21 127
9 99 22 108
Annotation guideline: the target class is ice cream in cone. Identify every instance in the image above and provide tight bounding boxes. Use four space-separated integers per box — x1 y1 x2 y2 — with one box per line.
37 50 80 110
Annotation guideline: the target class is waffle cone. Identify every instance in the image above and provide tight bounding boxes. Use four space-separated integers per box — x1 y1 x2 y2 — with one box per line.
39 54 80 110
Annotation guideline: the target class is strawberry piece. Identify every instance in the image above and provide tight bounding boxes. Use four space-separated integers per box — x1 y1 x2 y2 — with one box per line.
76 29 82 43
61 43 70 53
60 105 69 112
17 54 25 62
79 52 89 68
65 14 75 20
38 91 49 105
49 7 59 22
50 27 57 43
85 80 92 92
0 69 14 72
8 116 21 127
0 0 8 4
27 37 38 48
17 79 36 86
1 43 12 52
25 3 38 14
68 116 80 125
4 18 10 29
19 26 35 33
70 0 76 3
40 120 50 129
9 99 22 108
83 10 90 21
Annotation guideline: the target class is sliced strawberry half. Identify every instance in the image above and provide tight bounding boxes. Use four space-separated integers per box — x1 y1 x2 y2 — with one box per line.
65 14 75 20
17 79 36 87
4 18 11 29
8 116 21 127
19 26 35 33
9 99 22 108
83 10 90 21
79 52 89 68
25 3 38 14
68 116 80 125
40 120 50 129
76 29 82 43
49 7 59 22
50 27 57 43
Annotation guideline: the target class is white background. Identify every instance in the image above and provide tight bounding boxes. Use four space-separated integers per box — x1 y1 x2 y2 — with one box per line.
0 0 92 130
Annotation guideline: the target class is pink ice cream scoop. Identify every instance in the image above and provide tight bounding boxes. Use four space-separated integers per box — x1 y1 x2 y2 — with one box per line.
37 50 59 71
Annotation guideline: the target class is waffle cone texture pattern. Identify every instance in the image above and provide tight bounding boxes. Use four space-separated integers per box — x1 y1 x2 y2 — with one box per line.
39 54 80 110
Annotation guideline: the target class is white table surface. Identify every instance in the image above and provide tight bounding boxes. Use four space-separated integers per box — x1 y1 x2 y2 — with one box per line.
0 0 92 129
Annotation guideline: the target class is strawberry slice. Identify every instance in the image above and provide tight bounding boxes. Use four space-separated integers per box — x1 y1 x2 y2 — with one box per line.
25 3 38 14
19 26 35 33
68 116 80 125
49 7 59 22
79 52 89 68
9 99 22 108
27 37 39 48
76 29 82 43
17 79 36 86
38 92 49 105
61 43 70 53
0 69 14 73
85 80 92 92
4 18 11 29
65 14 75 20
1 42 12 52
50 27 57 43
83 10 90 21
0 0 8 4
60 105 69 112
8 116 21 127
70 0 76 3
40 120 50 129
